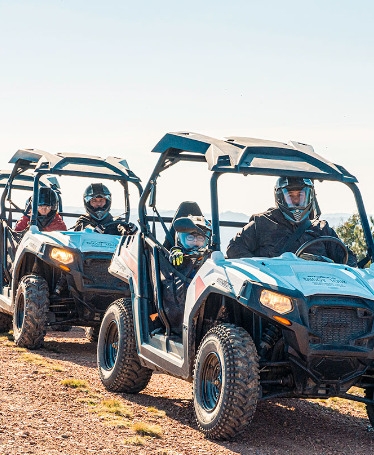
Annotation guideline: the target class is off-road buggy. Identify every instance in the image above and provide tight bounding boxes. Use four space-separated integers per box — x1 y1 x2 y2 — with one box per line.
0 149 142 348
97 132 374 440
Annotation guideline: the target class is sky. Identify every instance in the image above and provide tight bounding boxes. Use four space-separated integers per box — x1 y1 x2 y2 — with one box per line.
1 0 374 218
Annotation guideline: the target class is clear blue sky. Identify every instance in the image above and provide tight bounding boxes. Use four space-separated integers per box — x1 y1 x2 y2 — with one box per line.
1 0 373 216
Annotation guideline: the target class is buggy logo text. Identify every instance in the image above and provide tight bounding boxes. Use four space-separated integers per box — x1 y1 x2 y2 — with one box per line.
297 273 348 288
84 240 116 249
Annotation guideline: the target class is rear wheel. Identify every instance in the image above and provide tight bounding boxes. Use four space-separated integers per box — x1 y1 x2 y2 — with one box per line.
193 323 260 440
13 275 49 349
365 387 374 426
0 313 12 332
97 298 152 393
85 326 100 342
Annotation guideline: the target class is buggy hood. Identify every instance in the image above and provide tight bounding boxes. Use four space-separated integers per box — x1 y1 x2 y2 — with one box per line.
221 253 374 300
25 227 121 253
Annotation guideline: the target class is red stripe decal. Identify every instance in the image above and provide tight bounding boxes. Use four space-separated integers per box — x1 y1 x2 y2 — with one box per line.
195 275 206 300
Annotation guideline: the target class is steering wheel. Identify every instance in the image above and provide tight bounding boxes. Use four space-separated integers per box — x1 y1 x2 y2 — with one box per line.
295 236 349 265
102 220 137 235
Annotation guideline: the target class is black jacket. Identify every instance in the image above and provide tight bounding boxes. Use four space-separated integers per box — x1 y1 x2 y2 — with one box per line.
226 207 357 267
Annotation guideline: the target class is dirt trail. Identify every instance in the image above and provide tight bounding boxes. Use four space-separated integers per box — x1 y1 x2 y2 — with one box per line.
0 327 373 455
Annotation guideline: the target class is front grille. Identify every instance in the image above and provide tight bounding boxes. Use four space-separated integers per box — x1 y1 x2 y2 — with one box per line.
82 257 127 290
309 298 373 345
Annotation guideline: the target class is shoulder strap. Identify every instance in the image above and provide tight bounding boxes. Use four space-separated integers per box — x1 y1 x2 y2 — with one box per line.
279 219 312 254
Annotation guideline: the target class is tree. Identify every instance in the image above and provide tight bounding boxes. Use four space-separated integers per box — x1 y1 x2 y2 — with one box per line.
336 213 374 264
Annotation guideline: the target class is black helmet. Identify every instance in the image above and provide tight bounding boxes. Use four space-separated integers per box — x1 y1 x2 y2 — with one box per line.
83 183 112 221
275 177 314 224
174 215 212 254
24 188 58 212
37 187 58 228
38 187 58 209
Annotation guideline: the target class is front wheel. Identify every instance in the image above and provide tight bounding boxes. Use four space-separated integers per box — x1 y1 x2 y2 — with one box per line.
97 298 152 393
193 323 260 440
13 275 49 349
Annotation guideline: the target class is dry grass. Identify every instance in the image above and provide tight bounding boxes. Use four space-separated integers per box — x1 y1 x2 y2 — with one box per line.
20 352 65 372
77 396 101 406
61 378 88 389
96 398 133 418
123 435 147 446
0 334 64 371
146 406 166 418
309 386 367 416
0 332 14 346
132 421 163 438
87 398 134 428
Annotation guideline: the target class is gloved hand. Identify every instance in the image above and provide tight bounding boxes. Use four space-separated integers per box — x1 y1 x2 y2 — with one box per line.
117 222 138 236
169 248 184 266
125 222 138 235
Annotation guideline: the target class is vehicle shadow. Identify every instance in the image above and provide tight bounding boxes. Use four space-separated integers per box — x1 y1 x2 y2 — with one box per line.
40 327 98 368
126 390 374 455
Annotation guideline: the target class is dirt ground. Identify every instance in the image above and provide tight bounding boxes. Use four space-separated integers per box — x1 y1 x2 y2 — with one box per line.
0 327 373 455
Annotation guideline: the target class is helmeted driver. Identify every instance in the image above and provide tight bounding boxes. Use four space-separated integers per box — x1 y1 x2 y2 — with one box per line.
275 177 315 224
226 176 357 266
73 183 137 235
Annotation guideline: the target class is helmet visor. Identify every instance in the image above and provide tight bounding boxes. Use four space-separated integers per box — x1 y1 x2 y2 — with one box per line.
281 187 312 209
84 194 111 204
38 188 58 209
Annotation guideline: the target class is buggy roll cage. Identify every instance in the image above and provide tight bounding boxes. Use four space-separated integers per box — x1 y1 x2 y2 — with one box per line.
0 149 143 227
138 131 374 266
0 169 62 224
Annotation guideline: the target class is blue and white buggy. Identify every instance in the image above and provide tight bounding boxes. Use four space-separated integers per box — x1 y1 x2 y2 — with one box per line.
0 149 142 348
97 132 374 440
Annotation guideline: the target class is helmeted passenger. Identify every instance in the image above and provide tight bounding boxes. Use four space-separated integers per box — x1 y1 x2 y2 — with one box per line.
15 187 67 232
169 214 212 277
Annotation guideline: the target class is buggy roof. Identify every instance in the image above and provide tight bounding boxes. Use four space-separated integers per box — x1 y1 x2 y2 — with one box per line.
151 132 357 183
9 149 140 183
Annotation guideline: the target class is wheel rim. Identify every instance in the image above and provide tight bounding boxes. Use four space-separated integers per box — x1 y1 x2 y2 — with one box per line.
15 294 25 330
200 351 222 411
103 320 119 370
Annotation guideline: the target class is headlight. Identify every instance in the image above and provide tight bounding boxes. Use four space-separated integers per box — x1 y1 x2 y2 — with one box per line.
50 248 74 265
260 289 293 314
